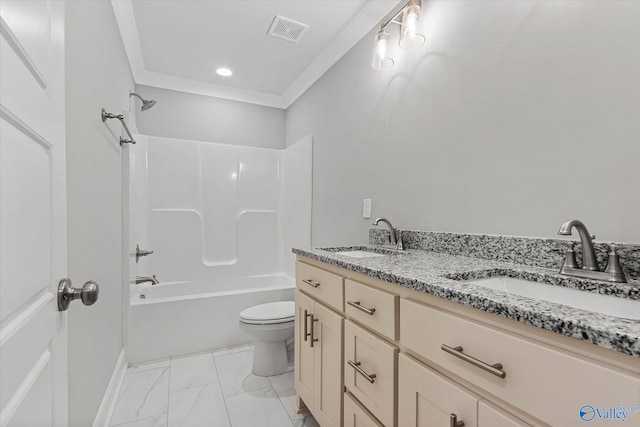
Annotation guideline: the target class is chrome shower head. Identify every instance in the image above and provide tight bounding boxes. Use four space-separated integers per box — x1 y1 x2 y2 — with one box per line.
129 91 156 111
141 99 156 111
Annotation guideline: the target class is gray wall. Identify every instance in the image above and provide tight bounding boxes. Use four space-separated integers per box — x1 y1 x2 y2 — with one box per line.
65 1 134 425
135 85 286 149
286 0 640 245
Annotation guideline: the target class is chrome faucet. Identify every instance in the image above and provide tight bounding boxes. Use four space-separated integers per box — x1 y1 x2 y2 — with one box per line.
558 219 599 271
557 220 626 283
373 217 403 250
135 275 159 285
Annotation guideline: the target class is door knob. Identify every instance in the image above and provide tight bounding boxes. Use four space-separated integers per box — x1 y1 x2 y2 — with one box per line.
58 278 100 311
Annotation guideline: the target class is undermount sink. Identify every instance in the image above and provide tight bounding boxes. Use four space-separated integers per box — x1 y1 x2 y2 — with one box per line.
333 250 387 258
464 276 640 320
320 246 397 258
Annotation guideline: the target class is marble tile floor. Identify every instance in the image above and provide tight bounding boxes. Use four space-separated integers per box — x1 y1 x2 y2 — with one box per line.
109 345 319 427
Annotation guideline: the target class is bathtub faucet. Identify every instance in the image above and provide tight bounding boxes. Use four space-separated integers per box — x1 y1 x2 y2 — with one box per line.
135 275 159 285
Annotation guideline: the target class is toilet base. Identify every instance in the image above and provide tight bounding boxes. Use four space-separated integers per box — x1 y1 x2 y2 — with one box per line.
252 340 289 377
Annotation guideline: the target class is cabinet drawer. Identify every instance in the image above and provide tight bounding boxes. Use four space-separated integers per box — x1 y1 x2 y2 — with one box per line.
400 299 640 426
296 261 344 311
398 354 478 427
344 392 384 427
345 279 398 340
344 320 397 427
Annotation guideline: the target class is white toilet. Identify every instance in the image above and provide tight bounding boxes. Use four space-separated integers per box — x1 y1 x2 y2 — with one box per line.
239 301 295 377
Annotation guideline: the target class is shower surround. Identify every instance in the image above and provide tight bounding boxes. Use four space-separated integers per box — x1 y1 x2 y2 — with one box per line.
126 134 311 362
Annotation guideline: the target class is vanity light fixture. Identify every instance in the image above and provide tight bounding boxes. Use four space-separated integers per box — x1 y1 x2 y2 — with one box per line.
372 29 394 70
216 67 233 77
371 0 425 70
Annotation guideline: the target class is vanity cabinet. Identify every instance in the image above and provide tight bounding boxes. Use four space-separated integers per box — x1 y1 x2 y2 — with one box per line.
295 261 345 427
295 256 640 427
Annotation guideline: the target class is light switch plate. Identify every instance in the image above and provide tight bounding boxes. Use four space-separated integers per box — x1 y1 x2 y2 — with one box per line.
363 198 372 219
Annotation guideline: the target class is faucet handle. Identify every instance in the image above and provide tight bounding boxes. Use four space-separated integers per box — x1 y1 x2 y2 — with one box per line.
396 230 404 251
604 244 627 283
560 242 580 274
559 244 579 273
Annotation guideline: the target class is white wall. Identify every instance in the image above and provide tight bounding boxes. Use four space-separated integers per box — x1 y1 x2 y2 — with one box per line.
134 85 286 149
65 1 134 425
286 0 640 245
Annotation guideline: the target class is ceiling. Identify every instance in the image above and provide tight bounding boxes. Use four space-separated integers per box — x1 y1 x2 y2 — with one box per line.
112 0 403 108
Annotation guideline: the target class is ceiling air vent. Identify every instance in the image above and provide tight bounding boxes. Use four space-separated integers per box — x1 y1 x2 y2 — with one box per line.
267 15 309 43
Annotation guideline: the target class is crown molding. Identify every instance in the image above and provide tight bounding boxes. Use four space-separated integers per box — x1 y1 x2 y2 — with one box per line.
137 70 288 108
112 0 402 109
111 0 144 81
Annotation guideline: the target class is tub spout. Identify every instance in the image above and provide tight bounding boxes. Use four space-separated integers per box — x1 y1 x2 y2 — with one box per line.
135 275 159 285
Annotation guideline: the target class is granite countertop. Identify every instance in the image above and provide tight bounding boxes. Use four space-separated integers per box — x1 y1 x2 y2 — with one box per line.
293 245 640 357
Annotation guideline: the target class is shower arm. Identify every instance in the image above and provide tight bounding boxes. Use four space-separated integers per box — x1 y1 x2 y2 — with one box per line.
101 108 136 145
130 92 144 102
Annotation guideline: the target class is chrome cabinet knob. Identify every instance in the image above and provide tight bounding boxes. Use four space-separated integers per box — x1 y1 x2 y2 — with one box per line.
58 278 100 311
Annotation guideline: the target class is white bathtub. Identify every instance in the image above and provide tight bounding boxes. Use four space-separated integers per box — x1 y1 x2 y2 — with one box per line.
126 274 295 362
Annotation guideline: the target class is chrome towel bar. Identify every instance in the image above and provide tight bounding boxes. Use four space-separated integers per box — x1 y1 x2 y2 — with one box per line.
101 108 135 145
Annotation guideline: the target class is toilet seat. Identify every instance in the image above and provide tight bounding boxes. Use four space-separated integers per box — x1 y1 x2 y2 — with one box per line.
239 301 294 325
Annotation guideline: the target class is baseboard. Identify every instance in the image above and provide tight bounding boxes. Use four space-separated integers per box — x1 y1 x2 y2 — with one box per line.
92 348 127 427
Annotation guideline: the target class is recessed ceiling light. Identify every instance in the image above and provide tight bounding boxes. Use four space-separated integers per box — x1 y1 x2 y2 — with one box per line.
216 68 233 77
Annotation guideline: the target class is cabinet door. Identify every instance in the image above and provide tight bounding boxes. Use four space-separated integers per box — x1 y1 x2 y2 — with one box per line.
313 301 344 427
479 401 531 427
398 354 478 427
295 290 316 409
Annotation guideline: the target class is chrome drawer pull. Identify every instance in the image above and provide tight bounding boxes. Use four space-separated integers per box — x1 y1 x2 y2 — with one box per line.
347 360 376 384
347 300 376 315
450 413 465 427
302 279 320 288
441 344 506 379
303 309 311 342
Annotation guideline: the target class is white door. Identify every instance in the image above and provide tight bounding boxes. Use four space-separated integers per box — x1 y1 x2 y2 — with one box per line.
1 1 68 426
